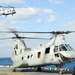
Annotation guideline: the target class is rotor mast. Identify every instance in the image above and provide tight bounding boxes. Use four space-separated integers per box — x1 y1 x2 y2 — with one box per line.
47 31 71 46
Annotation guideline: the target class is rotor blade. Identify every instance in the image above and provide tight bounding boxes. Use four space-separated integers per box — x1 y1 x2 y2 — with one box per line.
0 37 13 40
3 5 15 8
0 31 75 34
17 37 50 40
7 5 15 8
0 31 50 33
0 37 50 40
0 31 46 33
1 6 10 8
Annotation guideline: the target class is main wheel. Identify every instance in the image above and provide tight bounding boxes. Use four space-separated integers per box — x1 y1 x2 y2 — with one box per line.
37 67 41 71
59 69 65 74
12 68 17 72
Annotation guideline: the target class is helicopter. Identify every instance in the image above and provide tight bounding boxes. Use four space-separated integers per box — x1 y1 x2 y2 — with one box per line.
0 5 16 17
0 30 75 74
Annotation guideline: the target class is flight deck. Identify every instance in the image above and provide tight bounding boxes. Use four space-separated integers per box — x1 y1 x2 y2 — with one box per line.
0 67 72 75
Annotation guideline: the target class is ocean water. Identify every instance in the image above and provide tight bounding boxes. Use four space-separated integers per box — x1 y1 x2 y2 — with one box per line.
0 58 75 70
0 58 13 66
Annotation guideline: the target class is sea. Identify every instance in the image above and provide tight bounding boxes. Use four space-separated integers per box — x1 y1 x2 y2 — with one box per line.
0 58 75 70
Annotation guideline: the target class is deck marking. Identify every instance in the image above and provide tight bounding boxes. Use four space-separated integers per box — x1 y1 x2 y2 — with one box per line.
0 72 27 75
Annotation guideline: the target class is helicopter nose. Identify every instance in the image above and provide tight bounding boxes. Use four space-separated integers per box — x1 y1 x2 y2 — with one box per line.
12 10 16 13
71 51 75 58
60 51 75 58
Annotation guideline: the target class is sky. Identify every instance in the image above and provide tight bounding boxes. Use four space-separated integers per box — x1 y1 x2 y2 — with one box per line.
0 0 75 57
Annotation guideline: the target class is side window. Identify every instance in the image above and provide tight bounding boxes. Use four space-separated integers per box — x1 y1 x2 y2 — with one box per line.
22 57 24 60
27 55 33 59
45 47 50 54
54 46 58 52
38 52 41 58
55 53 59 57
15 44 18 49
27 55 30 59
31 55 33 58
15 50 17 55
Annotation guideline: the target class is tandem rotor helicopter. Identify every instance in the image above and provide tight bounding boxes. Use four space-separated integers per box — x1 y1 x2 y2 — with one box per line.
0 30 75 74
0 5 16 16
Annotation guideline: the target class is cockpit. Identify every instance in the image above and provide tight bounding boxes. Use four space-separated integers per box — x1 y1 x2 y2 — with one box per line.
59 44 74 51
54 44 75 62
54 44 74 52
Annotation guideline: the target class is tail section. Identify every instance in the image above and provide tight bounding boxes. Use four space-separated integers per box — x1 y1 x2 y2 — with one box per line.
0 6 4 15
14 38 27 55
12 32 27 55
0 6 3 11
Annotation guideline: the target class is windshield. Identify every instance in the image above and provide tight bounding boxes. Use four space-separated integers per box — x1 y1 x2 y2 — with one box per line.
65 44 74 51
59 44 67 51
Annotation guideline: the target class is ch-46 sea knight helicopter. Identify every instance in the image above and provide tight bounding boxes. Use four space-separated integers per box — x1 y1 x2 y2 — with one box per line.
0 30 75 74
0 5 16 16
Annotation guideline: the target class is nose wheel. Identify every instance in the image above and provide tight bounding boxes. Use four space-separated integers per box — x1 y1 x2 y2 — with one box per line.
59 69 65 74
12 68 17 72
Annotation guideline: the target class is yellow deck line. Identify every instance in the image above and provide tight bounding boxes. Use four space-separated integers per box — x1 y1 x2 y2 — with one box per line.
0 72 26 75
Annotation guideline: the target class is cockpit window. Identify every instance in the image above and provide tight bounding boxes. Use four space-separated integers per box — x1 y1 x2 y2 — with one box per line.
54 46 58 52
59 44 67 51
65 44 73 51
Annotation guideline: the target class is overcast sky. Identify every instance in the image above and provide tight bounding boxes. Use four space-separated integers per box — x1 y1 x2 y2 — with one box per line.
0 0 75 57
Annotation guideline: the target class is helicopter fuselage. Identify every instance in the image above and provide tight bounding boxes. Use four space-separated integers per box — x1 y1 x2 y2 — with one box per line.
9 33 75 71
12 43 75 68
0 7 16 16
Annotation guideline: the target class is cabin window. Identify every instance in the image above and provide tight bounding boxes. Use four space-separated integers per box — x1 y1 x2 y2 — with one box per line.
15 44 18 49
22 57 24 60
54 46 58 52
27 55 30 59
31 55 33 58
45 47 50 54
15 50 17 55
38 52 41 58
55 53 59 57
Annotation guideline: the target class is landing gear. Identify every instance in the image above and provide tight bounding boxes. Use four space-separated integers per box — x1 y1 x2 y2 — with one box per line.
12 68 17 72
37 67 42 71
59 69 65 74
55 64 66 74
